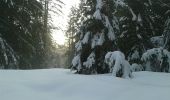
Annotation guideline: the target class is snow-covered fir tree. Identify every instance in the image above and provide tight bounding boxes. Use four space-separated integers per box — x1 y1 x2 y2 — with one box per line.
141 48 170 72
71 0 121 74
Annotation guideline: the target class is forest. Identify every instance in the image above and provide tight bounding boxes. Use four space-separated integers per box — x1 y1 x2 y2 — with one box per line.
0 0 170 100
0 0 170 78
66 0 170 77
0 0 65 69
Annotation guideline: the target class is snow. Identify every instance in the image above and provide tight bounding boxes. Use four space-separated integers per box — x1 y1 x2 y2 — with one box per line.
165 10 170 15
83 52 95 68
72 54 81 71
131 63 143 72
93 0 103 20
148 0 152 5
129 7 137 21
141 48 170 63
141 48 170 72
93 9 102 20
150 36 164 47
105 51 132 78
0 37 8 65
163 18 170 48
128 50 140 61
114 0 126 8
4 0 14 6
137 34 142 39
96 0 103 9
112 16 119 30
75 41 82 51
137 13 142 22
0 69 170 100
91 34 100 48
0 37 18 67
98 32 105 45
82 32 90 44
105 16 116 40
90 33 105 48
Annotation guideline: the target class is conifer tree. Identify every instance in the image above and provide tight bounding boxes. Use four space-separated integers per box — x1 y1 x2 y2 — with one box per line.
66 6 81 67
71 0 120 74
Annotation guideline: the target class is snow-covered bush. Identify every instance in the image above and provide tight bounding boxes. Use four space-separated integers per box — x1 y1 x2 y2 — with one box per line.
105 51 132 78
141 48 170 72
131 63 143 72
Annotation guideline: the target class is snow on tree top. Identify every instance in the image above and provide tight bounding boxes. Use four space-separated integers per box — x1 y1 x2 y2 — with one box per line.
93 0 103 20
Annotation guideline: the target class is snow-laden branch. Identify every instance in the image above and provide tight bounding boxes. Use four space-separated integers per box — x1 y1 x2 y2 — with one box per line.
141 48 170 72
105 51 132 78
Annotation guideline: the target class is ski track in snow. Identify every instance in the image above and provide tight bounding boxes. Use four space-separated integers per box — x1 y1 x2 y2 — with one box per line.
0 68 170 100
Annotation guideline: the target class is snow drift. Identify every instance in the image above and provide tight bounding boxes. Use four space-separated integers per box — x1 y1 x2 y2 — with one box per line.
0 69 170 100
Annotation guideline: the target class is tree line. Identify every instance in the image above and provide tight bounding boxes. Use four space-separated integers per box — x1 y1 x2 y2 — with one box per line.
66 0 170 77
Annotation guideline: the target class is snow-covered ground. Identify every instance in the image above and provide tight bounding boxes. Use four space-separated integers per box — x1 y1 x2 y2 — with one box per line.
0 69 170 100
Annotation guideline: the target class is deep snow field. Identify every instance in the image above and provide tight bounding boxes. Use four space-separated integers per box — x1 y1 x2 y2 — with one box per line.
0 68 170 100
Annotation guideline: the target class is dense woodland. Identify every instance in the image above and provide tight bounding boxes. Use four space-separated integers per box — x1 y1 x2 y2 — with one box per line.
0 0 64 69
66 0 170 77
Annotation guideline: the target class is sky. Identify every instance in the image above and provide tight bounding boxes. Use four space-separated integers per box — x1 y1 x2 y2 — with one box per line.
51 0 80 45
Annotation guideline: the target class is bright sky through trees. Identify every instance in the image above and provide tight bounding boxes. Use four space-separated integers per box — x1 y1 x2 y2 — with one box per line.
52 0 80 45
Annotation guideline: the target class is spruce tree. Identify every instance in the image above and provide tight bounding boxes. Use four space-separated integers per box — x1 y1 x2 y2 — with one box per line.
71 0 120 74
